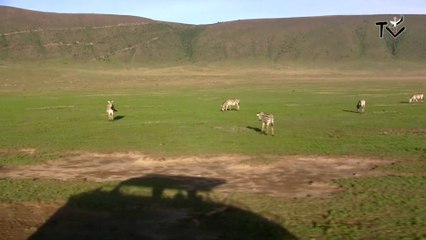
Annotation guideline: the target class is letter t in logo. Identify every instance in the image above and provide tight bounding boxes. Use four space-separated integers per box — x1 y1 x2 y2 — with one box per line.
375 21 387 38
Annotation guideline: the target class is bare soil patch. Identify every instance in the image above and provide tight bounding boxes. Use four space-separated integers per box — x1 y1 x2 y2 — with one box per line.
0 148 36 158
1 152 386 198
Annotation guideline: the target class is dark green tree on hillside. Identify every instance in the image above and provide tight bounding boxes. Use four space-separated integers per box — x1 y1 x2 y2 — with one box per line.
384 31 405 56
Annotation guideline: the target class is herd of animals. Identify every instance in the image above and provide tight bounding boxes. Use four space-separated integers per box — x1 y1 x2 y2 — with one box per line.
106 93 424 136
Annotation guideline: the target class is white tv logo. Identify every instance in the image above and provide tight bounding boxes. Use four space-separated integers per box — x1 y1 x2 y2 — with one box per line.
375 16 406 38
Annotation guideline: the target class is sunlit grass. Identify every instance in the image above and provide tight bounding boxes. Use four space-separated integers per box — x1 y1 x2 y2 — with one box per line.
0 75 424 160
0 63 425 239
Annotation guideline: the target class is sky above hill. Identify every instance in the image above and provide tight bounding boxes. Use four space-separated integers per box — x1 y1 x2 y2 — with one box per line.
1 0 425 24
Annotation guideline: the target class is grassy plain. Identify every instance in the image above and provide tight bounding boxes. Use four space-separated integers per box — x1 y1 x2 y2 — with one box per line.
1 62 425 158
0 62 425 239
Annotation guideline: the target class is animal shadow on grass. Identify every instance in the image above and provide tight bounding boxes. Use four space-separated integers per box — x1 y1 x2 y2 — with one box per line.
28 174 296 240
342 109 359 114
399 101 410 104
247 126 263 133
113 115 125 121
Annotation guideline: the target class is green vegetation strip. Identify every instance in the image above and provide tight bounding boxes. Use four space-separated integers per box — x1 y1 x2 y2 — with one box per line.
223 176 426 239
0 79 425 160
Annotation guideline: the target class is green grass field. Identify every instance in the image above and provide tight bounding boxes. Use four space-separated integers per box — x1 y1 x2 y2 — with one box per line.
0 63 425 239
1 63 425 158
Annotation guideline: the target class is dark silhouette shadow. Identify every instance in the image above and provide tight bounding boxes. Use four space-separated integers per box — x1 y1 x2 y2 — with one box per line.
399 101 410 104
29 174 296 240
247 126 262 133
342 109 359 113
113 115 125 121
221 109 239 112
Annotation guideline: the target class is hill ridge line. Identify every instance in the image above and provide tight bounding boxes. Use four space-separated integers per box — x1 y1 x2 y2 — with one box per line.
1 22 154 36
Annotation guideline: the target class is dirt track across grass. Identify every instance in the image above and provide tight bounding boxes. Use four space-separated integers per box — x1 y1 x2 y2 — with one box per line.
1 152 387 198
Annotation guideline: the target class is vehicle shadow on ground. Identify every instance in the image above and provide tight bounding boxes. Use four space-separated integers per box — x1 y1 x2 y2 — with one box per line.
29 174 296 240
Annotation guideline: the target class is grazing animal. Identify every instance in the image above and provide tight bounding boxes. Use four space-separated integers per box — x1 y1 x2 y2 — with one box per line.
356 99 366 113
256 112 274 136
409 93 424 103
221 98 240 111
106 100 117 121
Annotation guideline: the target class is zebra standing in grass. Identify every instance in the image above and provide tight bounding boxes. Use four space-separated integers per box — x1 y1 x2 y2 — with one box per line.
409 93 424 103
106 100 117 121
221 98 240 111
256 112 274 136
356 99 366 113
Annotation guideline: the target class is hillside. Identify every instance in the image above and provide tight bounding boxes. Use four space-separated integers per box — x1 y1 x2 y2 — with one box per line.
0 6 154 32
1 6 426 65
